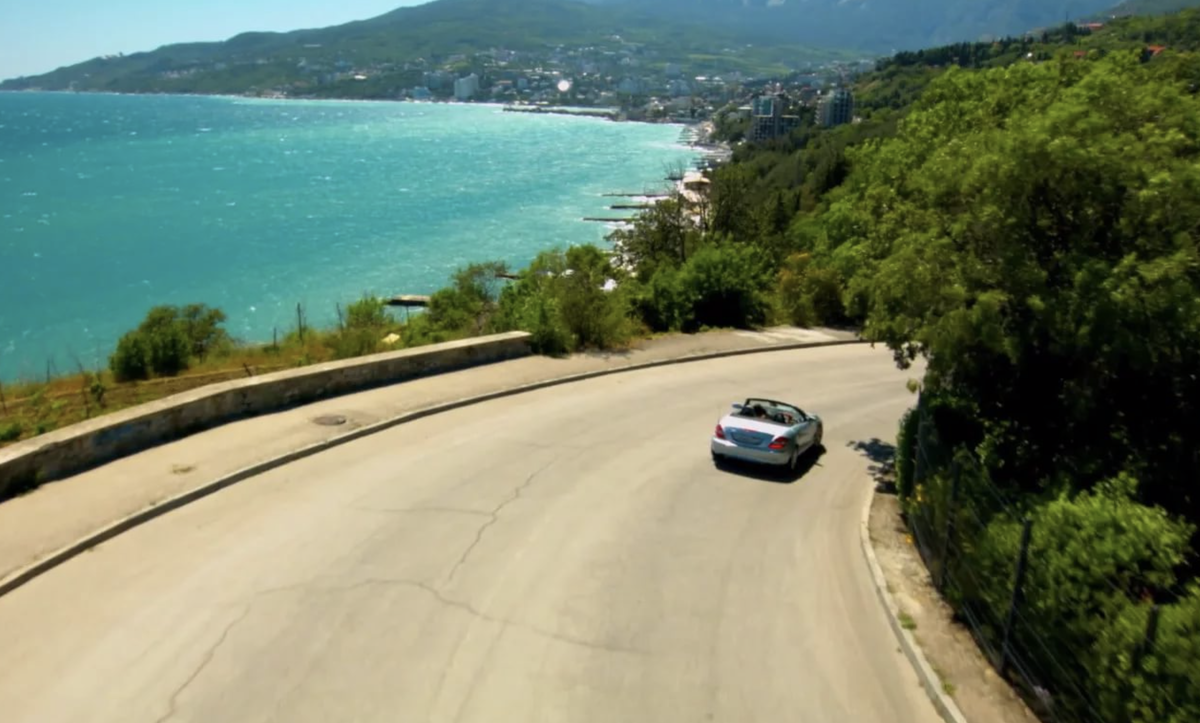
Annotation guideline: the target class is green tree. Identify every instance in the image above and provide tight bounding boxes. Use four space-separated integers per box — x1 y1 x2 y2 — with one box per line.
110 330 152 382
677 243 771 331
608 194 698 277
179 303 231 359
967 476 1194 723
493 246 632 352
819 53 1200 517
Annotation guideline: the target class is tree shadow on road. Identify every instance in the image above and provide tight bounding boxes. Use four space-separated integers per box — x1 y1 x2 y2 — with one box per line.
712 445 826 484
848 438 897 494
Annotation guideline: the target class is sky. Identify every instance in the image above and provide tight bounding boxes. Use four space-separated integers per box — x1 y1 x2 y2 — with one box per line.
0 0 433 81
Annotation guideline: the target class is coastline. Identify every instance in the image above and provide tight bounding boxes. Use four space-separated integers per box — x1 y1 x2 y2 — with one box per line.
0 88 690 128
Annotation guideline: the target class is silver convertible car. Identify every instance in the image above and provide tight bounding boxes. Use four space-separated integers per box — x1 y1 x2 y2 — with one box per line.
710 398 824 472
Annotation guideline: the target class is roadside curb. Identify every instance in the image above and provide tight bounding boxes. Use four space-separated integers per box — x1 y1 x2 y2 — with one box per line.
0 337 866 599
859 486 970 723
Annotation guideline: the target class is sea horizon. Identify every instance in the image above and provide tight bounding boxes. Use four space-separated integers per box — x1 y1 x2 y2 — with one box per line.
0 91 699 382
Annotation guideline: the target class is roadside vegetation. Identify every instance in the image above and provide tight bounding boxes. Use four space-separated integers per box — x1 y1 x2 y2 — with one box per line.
784 12 1200 723
2 12 1198 720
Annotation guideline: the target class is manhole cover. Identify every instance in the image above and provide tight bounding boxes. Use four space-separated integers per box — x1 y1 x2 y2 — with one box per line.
313 414 348 427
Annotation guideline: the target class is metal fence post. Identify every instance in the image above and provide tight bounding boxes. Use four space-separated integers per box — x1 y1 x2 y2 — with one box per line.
1132 604 1161 672
937 458 961 593
1121 604 1161 723
914 407 928 485
1000 518 1034 677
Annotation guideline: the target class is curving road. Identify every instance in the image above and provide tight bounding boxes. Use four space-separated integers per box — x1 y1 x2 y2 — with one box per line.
0 345 935 723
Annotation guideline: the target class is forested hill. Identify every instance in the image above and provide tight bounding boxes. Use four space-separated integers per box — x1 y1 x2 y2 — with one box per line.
0 0 841 93
1093 0 1200 18
579 0 1122 54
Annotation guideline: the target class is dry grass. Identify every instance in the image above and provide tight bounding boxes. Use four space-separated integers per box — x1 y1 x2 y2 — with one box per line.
0 332 380 448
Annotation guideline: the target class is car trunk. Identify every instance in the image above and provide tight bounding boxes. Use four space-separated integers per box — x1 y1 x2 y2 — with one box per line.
723 417 787 447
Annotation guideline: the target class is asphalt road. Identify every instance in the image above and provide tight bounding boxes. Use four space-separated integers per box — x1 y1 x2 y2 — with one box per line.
0 345 936 723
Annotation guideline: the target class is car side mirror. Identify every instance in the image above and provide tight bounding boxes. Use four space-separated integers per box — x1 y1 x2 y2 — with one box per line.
731 403 743 412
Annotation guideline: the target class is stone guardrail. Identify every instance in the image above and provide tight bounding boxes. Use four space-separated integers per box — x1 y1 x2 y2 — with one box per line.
0 332 533 499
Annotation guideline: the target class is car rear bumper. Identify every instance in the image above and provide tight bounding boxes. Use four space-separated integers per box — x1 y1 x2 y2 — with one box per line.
710 437 790 466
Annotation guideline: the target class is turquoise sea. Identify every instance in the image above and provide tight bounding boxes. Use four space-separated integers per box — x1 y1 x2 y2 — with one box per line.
0 92 697 381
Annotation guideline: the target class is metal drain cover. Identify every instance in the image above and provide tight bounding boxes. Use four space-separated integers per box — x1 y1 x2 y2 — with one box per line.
313 414 348 427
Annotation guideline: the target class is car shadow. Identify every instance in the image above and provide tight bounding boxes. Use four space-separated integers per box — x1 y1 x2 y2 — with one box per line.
713 444 826 484
848 438 897 494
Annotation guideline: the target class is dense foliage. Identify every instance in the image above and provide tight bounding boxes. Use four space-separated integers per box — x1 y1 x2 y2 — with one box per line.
824 11 1200 722
585 0 1122 57
110 304 231 381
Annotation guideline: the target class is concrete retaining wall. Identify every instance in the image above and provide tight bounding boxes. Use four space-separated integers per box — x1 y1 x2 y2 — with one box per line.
0 332 533 499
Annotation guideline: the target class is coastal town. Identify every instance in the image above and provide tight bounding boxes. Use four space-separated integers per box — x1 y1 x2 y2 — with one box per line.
58 36 877 133
392 44 874 130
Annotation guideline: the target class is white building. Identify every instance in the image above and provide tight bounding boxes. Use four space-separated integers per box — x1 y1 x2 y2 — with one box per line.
454 73 480 101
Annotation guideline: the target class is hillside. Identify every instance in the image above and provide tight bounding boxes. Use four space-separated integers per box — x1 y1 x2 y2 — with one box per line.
579 0 1121 54
0 0 850 96
1098 0 1200 16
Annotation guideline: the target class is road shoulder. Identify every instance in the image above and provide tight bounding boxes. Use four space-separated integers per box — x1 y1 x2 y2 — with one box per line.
863 472 1040 723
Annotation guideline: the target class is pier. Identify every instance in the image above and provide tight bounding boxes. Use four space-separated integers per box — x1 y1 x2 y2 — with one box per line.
385 295 431 308
502 105 619 120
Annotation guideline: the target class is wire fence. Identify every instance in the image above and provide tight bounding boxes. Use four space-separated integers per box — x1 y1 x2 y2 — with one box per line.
902 393 1191 723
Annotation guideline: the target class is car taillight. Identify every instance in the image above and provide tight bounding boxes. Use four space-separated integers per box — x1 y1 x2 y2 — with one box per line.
715 424 726 439
768 437 787 450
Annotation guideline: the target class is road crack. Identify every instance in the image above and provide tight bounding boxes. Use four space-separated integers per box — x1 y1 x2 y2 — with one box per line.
350 505 493 518
443 462 553 585
154 604 254 723
336 577 644 656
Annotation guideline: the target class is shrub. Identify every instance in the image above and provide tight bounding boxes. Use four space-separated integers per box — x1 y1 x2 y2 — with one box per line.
557 245 634 350
110 330 152 382
633 266 694 332
895 407 919 500
678 243 770 331
519 291 571 356
328 295 392 359
0 421 21 443
141 317 190 377
420 261 509 337
109 304 230 380
178 303 231 359
494 246 630 354
1092 587 1200 723
330 329 383 359
344 295 388 331
777 252 847 327
965 475 1194 723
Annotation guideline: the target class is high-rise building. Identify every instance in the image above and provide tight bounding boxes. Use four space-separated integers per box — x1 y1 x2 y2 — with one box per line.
817 87 854 127
748 94 801 143
454 73 480 101
749 95 779 143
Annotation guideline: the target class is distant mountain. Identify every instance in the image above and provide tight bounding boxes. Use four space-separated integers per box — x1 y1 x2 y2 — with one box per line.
576 0 1121 53
1094 0 1200 17
3 0 1146 96
0 0 848 94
